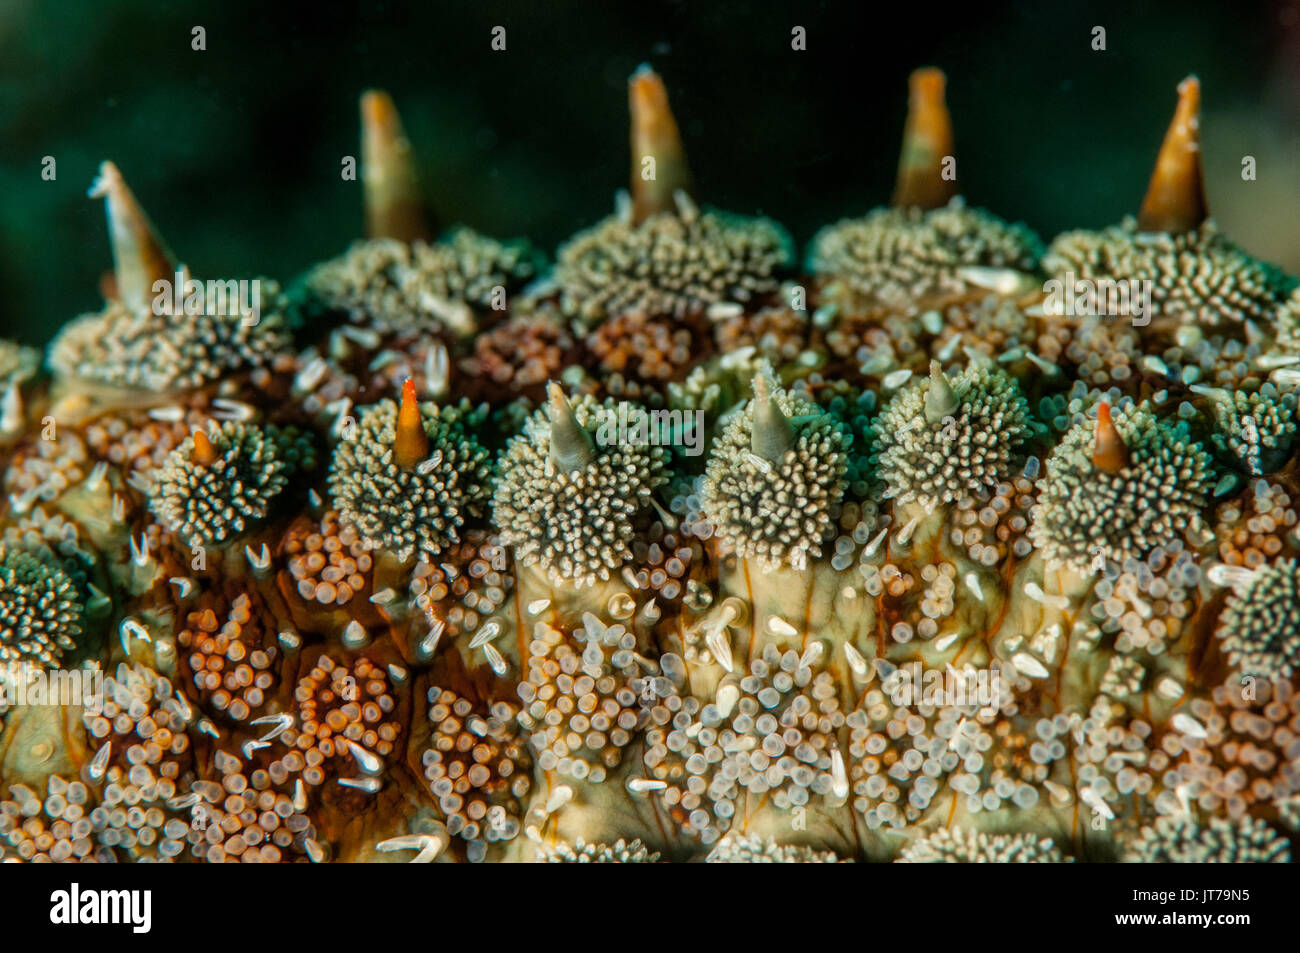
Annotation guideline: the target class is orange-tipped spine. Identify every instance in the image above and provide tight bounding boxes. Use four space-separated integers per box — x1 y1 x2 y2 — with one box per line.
361 90 431 243
394 378 429 468
629 65 693 223
191 428 218 466
1137 76 1208 234
1092 402 1130 473
88 161 175 316
892 68 957 211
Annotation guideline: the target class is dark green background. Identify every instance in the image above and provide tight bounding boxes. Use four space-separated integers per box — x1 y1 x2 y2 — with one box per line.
2 0 1298 345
